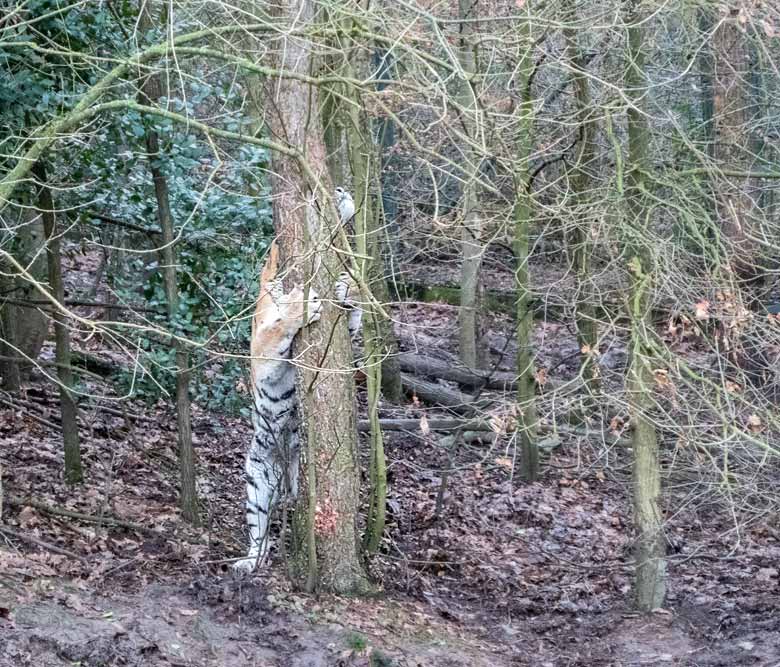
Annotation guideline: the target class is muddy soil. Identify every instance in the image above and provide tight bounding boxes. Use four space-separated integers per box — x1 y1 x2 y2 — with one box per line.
2 248 780 666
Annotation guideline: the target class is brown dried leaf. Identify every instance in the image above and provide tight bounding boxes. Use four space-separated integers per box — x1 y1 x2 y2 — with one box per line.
494 457 513 469
694 300 710 320
747 414 762 433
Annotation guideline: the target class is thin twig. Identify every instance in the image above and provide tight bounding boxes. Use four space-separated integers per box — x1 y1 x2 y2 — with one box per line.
6 495 158 536
0 524 88 562
0 396 62 431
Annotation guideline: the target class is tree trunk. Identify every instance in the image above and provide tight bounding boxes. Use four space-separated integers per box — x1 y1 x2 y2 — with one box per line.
625 3 666 612
563 12 600 393
341 50 388 554
0 210 49 384
0 274 21 391
34 161 83 485
370 50 405 400
457 0 486 370
322 32 403 403
713 7 762 291
321 72 349 189
372 48 399 252
514 12 539 483
258 0 369 594
138 0 200 525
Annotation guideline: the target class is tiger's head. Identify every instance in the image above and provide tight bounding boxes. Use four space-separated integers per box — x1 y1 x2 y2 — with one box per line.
251 241 322 361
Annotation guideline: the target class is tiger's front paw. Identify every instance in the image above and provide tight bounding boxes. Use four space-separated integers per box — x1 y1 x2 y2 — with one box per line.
232 557 258 575
334 273 351 304
307 288 322 325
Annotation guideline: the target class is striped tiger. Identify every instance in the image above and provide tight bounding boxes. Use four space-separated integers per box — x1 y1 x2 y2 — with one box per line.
233 240 361 574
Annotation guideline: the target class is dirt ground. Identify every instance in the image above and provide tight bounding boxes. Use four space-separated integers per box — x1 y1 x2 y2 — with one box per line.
2 248 780 666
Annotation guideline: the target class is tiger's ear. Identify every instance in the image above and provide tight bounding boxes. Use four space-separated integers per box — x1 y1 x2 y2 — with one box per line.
260 240 279 286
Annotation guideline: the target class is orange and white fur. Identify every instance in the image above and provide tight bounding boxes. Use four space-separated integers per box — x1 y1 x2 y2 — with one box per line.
233 241 361 573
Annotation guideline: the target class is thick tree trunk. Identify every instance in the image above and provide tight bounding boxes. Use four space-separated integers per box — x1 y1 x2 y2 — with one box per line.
138 0 200 525
34 162 83 485
625 4 666 612
259 0 369 594
514 13 539 483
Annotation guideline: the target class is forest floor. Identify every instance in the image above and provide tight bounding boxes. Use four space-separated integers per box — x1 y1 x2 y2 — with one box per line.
2 247 780 666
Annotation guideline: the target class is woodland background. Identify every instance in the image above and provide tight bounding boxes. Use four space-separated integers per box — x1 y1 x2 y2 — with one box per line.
1 0 779 665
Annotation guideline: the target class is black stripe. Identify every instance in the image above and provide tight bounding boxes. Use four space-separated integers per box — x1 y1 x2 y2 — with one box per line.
256 384 296 403
247 502 268 514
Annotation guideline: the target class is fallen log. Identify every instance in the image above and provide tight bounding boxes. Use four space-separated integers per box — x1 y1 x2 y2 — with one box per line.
357 418 490 432
0 524 88 562
71 350 122 377
356 417 630 446
400 373 484 415
401 281 521 316
6 495 158 536
398 352 518 391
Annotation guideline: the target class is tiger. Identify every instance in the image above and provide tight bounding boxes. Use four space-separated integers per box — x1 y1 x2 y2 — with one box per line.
233 239 362 574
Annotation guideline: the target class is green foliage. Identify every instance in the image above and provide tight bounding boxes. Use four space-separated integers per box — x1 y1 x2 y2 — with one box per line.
2 3 271 415
107 126 272 414
345 632 368 652
370 649 396 667
0 0 133 166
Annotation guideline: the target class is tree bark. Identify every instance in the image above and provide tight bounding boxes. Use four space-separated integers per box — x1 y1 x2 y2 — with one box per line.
713 6 762 291
513 11 539 483
34 161 83 485
322 26 403 403
257 0 369 594
0 210 49 383
340 45 388 553
563 12 600 393
138 0 200 526
397 352 518 391
372 48 399 253
401 374 482 415
457 0 486 370
625 3 666 612
0 274 21 391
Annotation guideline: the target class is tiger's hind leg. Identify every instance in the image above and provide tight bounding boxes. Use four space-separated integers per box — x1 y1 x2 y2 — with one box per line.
233 436 285 574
